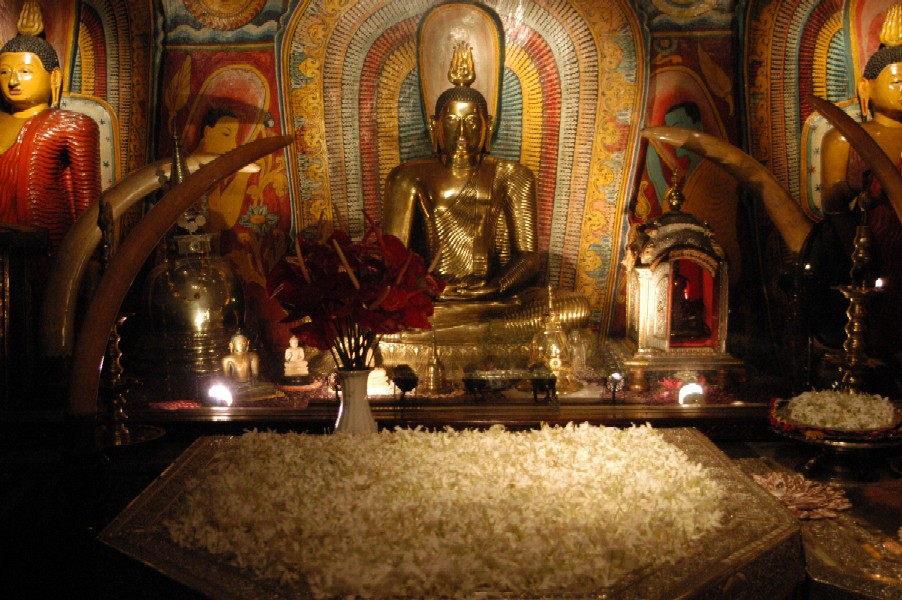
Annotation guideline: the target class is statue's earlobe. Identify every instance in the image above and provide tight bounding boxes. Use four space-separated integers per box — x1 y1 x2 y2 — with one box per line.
50 68 62 108
484 115 495 153
428 115 439 153
858 79 871 120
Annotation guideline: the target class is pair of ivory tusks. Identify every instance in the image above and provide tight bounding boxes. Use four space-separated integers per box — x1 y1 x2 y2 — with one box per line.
67 135 293 416
642 95 902 255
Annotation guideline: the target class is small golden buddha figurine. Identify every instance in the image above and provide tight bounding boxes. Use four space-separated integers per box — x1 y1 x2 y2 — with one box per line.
0 0 100 250
222 333 259 383
382 42 589 341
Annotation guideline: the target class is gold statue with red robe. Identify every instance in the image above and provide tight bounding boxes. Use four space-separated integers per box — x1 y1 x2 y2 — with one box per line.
0 0 100 249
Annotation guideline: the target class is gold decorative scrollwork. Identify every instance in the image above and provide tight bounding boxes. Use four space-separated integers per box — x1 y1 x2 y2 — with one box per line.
183 0 265 31
651 0 718 19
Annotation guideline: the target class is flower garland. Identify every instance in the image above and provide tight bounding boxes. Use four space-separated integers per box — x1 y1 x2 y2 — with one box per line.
166 424 725 598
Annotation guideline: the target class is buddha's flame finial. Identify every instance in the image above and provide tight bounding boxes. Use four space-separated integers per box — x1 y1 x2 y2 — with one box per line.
17 0 45 37
448 42 476 87
880 5 902 47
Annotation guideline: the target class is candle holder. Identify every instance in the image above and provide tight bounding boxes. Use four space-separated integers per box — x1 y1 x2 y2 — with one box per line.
98 198 163 448
830 215 883 393
390 364 418 403
606 372 625 404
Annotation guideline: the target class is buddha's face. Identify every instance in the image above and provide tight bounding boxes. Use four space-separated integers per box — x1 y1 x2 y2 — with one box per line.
231 336 249 354
0 51 53 113
436 99 487 160
198 116 240 155
864 62 902 119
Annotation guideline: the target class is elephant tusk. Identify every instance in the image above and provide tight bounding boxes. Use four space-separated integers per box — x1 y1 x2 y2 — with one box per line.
67 134 294 418
41 158 178 360
641 126 812 254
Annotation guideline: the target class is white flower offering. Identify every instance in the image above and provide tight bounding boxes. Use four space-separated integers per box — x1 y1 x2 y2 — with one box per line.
787 390 899 431
166 424 725 598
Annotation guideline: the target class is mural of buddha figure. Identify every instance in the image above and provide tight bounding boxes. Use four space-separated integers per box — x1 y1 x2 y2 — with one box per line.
192 108 253 233
0 0 100 250
382 42 588 342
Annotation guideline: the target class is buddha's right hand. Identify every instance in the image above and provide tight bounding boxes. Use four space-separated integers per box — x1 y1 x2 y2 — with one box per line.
441 280 500 300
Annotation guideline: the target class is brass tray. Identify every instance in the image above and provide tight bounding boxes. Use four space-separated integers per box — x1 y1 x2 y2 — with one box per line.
739 458 902 600
98 429 803 599
769 398 902 448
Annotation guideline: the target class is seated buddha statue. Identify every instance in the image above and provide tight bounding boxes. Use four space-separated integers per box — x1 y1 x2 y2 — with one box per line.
817 5 902 361
0 0 100 251
822 5 902 214
222 333 260 383
382 42 589 348
283 334 309 378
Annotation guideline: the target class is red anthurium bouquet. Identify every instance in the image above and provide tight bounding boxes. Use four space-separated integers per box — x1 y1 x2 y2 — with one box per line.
266 220 445 370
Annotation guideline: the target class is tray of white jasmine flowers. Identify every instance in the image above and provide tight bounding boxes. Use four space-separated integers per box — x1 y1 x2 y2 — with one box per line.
770 391 902 442
99 424 803 599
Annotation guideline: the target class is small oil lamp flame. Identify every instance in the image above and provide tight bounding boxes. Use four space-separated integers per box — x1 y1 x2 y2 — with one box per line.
208 384 233 407
678 382 704 405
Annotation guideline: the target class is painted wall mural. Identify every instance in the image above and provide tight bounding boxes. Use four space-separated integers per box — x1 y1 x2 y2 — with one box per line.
11 0 885 355
745 0 899 220
156 7 291 345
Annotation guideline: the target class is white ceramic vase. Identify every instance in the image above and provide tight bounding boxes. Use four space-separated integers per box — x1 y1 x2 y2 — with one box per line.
335 369 378 434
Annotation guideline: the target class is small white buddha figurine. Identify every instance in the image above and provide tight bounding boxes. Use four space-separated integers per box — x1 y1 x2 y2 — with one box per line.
362 346 394 395
283 335 308 377
222 333 259 383
367 367 395 396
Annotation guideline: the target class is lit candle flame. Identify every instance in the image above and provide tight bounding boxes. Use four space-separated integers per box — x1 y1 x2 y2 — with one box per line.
208 384 233 406
678 382 704 405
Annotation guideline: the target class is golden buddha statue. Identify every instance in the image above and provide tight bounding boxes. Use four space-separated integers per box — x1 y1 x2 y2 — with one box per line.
821 5 902 213
382 41 589 357
0 0 100 250
222 332 259 383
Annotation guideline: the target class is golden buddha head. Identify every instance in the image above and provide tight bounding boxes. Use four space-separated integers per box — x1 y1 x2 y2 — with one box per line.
229 333 250 354
428 43 495 157
0 0 61 115
859 5 902 120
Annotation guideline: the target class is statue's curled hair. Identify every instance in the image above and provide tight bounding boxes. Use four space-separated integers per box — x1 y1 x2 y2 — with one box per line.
863 45 902 80
434 85 488 119
0 35 59 72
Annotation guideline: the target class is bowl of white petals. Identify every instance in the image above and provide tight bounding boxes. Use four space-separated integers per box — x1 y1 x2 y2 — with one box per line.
770 390 902 441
